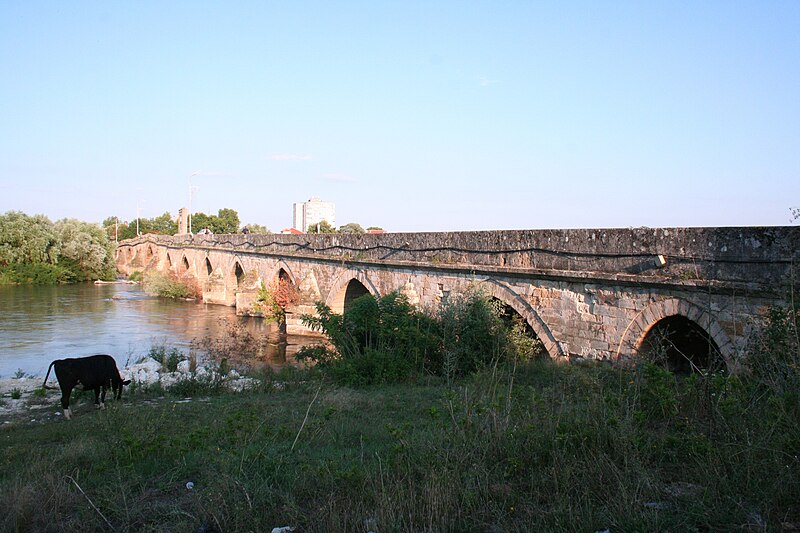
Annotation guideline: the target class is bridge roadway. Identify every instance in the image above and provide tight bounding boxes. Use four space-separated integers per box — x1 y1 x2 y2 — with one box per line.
115 226 799 368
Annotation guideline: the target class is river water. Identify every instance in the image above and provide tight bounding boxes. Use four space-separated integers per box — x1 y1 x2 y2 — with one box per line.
0 283 313 378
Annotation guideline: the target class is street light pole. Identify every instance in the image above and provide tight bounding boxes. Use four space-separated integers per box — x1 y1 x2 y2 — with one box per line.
189 173 199 234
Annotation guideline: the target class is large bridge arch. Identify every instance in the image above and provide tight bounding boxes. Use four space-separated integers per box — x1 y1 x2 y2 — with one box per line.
615 297 735 368
479 279 564 359
326 269 381 314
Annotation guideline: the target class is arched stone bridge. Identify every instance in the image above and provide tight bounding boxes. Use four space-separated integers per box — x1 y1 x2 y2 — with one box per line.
115 226 798 368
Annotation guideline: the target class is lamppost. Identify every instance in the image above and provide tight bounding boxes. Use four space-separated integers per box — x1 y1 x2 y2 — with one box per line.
189 172 199 234
136 203 142 236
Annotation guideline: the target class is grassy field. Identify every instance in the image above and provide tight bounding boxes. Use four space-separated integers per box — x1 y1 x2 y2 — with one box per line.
1 360 798 532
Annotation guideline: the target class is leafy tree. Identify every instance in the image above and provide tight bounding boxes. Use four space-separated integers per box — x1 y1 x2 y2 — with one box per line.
367 226 384 232
244 223 271 234
1 211 116 283
191 208 240 234
150 212 178 235
306 220 336 234
0 211 60 266
54 219 116 280
216 208 240 234
339 223 365 234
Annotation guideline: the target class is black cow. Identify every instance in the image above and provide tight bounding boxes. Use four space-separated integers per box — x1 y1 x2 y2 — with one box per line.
42 354 131 420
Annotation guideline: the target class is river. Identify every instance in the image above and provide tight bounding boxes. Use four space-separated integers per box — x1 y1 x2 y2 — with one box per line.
0 282 315 378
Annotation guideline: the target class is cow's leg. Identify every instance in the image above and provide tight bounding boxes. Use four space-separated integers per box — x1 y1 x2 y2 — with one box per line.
94 387 105 409
99 386 107 409
60 386 72 420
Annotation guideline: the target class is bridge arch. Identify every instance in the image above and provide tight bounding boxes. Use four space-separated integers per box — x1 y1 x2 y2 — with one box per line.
233 260 245 287
266 260 298 287
326 269 380 314
204 256 213 276
479 279 564 359
616 297 734 370
181 255 190 274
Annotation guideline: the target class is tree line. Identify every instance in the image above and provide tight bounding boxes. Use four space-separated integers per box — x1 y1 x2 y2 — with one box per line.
0 211 117 284
101 208 267 239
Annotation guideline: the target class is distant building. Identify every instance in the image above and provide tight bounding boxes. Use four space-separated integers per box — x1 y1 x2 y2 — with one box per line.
293 197 335 233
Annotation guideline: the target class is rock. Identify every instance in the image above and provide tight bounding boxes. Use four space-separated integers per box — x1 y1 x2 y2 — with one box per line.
271 527 294 533
177 360 192 374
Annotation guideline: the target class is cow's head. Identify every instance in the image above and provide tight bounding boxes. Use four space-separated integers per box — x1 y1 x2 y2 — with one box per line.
113 378 132 400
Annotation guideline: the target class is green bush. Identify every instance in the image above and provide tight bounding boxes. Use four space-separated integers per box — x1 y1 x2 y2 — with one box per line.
0 262 78 284
299 288 542 385
143 271 198 299
148 345 185 372
300 293 440 385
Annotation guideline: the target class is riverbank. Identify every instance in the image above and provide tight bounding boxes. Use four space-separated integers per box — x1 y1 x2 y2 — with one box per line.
2 360 798 532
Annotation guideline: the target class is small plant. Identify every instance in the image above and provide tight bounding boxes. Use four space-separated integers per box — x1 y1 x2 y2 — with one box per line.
254 278 299 324
10 388 22 400
13 368 26 379
128 270 144 282
149 345 185 372
32 387 46 398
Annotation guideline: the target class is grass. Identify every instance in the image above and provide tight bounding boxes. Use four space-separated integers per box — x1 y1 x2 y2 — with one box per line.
2 360 799 532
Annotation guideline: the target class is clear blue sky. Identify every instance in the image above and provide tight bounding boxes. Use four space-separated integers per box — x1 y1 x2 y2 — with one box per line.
1 1 798 232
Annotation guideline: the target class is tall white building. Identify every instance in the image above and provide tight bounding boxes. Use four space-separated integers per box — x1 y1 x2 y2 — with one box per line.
293 197 336 233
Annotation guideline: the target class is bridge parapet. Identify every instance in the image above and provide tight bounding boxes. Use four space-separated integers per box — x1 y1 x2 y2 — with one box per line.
122 226 798 294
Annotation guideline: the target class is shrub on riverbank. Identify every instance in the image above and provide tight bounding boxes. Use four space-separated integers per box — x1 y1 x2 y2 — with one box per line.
142 271 199 299
298 289 542 385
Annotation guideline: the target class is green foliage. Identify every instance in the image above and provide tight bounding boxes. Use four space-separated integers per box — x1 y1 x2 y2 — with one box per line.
338 222 365 234
53 219 116 280
143 271 198 299
746 304 800 396
4 359 799 531
0 211 117 284
0 261 78 284
243 223 270 234
254 279 298 324
0 211 60 265
306 220 336 234
149 345 185 372
128 270 144 282
191 208 240 234
299 288 541 385
107 211 179 240
300 293 440 385
10 388 21 400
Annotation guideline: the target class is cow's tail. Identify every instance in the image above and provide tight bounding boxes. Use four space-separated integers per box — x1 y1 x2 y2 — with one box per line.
42 361 58 390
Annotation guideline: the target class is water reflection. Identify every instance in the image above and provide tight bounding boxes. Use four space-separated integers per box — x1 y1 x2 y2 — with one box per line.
0 283 320 377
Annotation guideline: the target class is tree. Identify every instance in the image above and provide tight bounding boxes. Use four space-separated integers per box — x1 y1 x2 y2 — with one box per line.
339 223 365 234
54 219 116 280
215 208 240 234
0 211 60 266
150 212 178 235
191 208 240 234
367 226 384 232
306 220 336 234
244 223 271 234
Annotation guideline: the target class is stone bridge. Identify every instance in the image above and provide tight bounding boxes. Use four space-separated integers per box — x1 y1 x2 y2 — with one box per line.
115 226 799 369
